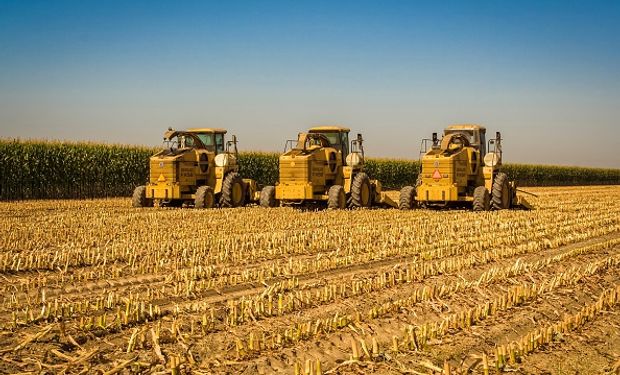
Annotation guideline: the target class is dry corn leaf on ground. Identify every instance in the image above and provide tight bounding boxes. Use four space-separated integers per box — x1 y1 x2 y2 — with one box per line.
0 185 619 374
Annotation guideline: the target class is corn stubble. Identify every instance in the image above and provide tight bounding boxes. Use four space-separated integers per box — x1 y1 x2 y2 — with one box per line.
0 186 618 374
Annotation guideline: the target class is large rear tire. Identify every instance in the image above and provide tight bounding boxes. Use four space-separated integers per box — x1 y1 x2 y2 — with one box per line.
327 185 346 210
259 186 277 208
399 186 416 210
195 186 215 209
491 172 511 210
132 186 152 208
472 186 490 211
220 172 246 208
349 172 372 208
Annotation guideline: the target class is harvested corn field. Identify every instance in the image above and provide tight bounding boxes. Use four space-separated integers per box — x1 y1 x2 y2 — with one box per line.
0 186 619 374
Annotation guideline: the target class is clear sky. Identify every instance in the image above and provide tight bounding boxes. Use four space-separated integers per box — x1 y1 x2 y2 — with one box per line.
1 0 619 167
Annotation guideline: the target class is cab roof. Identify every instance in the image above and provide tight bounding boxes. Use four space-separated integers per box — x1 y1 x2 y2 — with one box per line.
186 128 228 134
445 124 486 131
308 125 350 133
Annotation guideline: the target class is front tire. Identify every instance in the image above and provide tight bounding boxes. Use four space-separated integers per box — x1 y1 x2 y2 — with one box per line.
220 172 246 208
259 186 277 208
195 186 215 209
399 186 416 210
473 186 490 211
132 186 152 208
349 172 372 208
327 185 346 209
491 172 511 210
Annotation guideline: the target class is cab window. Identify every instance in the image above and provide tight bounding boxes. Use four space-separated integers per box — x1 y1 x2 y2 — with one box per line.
479 132 486 156
215 133 225 154
179 136 194 148
340 132 349 158
196 133 214 150
316 131 349 157
318 132 340 147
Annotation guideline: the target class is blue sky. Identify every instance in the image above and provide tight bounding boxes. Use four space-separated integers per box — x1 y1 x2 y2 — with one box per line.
0 0 619 167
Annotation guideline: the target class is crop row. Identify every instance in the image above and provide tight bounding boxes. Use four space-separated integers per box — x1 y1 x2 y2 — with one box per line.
1 206 615 312
223 243 620 360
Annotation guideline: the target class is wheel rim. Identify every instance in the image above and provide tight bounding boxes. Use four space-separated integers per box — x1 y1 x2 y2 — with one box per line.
339 190 345 208
206 192 214 208
502 182 510 208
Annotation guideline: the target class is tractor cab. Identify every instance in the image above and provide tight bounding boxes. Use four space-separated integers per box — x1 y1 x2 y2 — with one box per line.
443 124 486 157
308 126 350 160
186 128 228 154
161 130 205 154
421 124 486 177
293 133 331 151
162 128 228 155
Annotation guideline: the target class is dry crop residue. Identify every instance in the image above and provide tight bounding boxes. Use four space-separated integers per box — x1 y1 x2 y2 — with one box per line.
0 186 619 374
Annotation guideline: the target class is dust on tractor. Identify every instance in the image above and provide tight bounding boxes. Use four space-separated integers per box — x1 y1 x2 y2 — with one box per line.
399 124 532 211
132 128 260 208
259 126 397 209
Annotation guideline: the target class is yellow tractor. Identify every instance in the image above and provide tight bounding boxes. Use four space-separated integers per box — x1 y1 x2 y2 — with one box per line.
399 124 530 211
260 126 396 209
132 128 260 208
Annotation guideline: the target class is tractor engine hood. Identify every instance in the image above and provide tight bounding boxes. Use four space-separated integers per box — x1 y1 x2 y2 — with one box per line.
149 149 197 185
279 151 314 184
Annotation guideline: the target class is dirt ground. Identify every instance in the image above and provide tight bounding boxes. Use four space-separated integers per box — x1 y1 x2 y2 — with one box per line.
0 186 618 374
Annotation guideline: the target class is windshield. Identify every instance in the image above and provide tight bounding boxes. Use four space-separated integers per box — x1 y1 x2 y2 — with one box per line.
162 134 210 151
315 132 340 147
196 134 214 149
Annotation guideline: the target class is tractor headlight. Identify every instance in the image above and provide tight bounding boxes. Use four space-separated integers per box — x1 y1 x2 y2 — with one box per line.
346 153 363 167
484 152 501 167
215 153 235 167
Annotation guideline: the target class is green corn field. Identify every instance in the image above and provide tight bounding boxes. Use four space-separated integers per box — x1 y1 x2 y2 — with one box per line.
0 139 157 200
0 139 618 200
